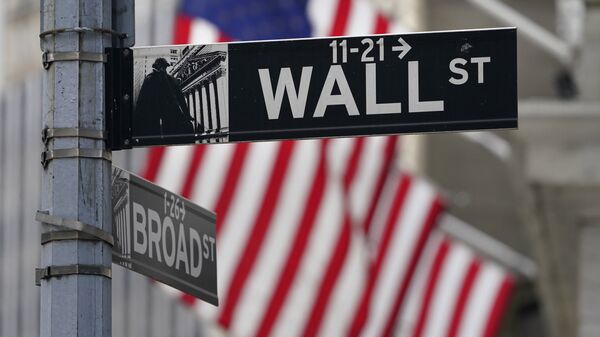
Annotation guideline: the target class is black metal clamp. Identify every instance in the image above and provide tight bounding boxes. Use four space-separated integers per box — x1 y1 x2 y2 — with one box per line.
34 211 114 286
41 148 112 168
42 51 107 70
40 127 110 167
42 127 106 144
40 26 128 69
35 265 112 286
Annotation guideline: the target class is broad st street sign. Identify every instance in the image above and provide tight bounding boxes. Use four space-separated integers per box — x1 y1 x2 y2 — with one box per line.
111 166 218 305
107 27 517 149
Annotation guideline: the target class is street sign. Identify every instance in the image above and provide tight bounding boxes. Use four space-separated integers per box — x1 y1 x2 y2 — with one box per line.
111 166 218 306
108 27 517 149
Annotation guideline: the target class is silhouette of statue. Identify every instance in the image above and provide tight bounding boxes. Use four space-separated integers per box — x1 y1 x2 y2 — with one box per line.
134 58 194 137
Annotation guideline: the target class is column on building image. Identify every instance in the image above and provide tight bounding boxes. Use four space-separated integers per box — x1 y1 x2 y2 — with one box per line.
216 73 228 133
176 50 228 141
181 84 203 134
194 89 202 133
187 92 194 130
185 76 227 137
201 84 210 133
208 78 219 142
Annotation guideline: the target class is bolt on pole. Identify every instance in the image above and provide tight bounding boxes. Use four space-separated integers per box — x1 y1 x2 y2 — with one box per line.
40 1 112 336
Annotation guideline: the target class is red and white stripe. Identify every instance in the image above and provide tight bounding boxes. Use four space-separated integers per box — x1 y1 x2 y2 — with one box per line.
140 1 514 337
396 232 515 337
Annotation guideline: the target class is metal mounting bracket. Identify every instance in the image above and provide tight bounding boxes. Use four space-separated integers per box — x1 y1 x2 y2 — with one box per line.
42 127 106 144
42 51 107 69
112 0 136 48
106 48 134 150
41 148 112 168
39 26 127 39
35 264 112 286
35 211 114 246
41 230 108 245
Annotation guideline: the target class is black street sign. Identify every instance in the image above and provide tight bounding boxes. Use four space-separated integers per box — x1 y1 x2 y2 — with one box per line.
111 166 218 306
108 27 517 149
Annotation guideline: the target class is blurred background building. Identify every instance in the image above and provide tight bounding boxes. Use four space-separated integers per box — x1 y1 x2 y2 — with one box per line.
1 0 599 336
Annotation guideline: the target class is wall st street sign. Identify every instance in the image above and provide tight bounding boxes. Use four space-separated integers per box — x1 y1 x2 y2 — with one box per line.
112 166 218 305
108 27 517 149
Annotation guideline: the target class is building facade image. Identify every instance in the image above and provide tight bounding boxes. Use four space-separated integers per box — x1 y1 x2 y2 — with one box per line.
171 44 229 142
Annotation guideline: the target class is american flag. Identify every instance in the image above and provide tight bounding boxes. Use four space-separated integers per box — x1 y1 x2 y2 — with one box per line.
142 0 515 336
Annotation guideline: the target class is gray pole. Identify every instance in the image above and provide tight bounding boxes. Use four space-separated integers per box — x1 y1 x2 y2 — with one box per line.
40 1 112 336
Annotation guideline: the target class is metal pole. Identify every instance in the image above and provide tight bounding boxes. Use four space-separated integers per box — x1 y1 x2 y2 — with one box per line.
0 2 5 91
439 214 538 280
555 0 585 49
40 0 112 336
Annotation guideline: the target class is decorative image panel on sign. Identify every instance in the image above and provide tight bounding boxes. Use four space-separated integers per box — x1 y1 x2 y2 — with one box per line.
132 44 229 146
116 28 516 149
111 166 218 306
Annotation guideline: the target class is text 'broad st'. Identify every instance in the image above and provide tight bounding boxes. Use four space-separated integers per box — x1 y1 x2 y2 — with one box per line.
112 166 218 305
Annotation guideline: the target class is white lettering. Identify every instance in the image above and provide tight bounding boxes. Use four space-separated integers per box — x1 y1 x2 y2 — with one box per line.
408 61 444 113
203 234 210 260
365 63 401 115
258 67 313 120
449 58 469 85
132 202 147 254
209 236 216 262
471 57 491 83
189 228 202 277
175 222 190 274
162 216 176 267
314 65 359 117
131 203 216 277
147 208 162 262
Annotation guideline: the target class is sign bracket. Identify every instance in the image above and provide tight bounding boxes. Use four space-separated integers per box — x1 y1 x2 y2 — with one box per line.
35 211 115 246
41 230 109 245
35 210 115 286
105 48 134 150
111 0 135 48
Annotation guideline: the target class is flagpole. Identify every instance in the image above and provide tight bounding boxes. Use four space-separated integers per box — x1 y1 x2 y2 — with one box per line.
39 0 112 336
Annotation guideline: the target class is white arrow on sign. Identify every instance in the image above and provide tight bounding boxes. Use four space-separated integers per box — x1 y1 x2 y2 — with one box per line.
392 37 412 59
